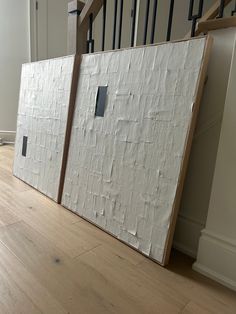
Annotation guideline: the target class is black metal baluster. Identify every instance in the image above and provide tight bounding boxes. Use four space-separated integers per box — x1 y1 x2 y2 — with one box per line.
102 0 107 51
131 0 137 47
188 0 194 22
231 0 236 15
87 13 95 53
150 0 158 44
188 0 204 37
113 0 118 49
217 0 225 18
166 0 175 41
118 0 124 49
143 0 150 45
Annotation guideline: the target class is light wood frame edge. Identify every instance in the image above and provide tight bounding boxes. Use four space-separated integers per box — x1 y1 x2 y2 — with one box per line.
57 54 81 204
162 35 214 266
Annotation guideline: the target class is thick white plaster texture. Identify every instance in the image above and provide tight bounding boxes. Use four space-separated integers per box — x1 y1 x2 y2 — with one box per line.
62 38 206 263
13 55 75 201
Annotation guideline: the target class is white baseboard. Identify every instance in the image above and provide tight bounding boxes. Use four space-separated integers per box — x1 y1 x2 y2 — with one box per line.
173 213 205 258
193 262 236 291
173 241 197 259
193 229 236 291
0 131 16 143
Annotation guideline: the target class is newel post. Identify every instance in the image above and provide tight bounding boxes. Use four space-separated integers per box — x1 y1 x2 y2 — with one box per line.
67 0 86 55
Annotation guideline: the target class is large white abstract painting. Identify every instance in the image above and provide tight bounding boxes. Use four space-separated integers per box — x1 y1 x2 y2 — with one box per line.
62 37 211 265
14 55 79 202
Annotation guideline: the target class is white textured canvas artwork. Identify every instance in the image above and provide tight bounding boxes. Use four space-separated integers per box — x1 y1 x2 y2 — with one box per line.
61 37 210 265
14 55 78 202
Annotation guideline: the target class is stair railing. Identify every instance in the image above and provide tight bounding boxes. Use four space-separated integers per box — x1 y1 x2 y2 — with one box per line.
67 0 235 55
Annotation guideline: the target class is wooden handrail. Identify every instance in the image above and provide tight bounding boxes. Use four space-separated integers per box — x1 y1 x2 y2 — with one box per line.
198 15 236 33
78 0 103 29
185 0 233 38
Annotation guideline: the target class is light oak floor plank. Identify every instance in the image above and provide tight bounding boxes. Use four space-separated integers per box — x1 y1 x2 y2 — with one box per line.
0 241 67 314
0 145 235 313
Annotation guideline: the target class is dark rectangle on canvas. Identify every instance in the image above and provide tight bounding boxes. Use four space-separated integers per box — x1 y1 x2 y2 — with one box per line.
95 86 107 117
22 136 28 157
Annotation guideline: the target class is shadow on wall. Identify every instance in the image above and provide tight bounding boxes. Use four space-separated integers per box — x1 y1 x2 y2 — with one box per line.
174 27 236 257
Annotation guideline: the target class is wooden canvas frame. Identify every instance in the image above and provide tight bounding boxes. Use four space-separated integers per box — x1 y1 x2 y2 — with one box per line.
163 35 213 265
61 36 213 266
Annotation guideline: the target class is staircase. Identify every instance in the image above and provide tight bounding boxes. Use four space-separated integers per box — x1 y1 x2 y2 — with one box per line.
67 0 236 54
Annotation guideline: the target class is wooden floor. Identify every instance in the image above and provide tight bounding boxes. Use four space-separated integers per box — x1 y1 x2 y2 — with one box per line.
0 145 235 314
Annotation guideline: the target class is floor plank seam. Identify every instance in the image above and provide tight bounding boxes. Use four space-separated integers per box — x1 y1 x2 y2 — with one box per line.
73 244 103 260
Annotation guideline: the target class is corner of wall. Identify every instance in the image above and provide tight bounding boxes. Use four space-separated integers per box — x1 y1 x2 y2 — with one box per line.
173 214 204 258
175 28 236 259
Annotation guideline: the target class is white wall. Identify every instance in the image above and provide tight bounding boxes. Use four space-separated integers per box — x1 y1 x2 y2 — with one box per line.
174 28 236 257
32 0 69 60
0 0 30 137
194 30 236 291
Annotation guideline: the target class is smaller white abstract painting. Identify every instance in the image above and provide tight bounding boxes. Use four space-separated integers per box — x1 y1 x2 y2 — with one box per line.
14 55 77 202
